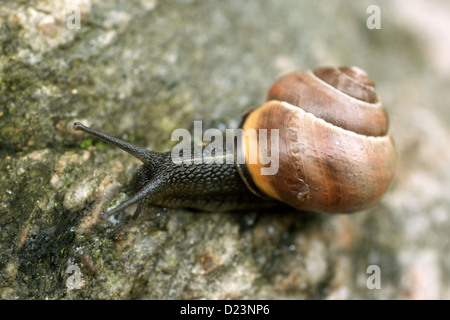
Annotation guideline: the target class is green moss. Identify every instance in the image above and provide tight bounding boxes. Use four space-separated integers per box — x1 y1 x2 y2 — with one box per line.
94 141 108 151
93 249 101 259
0 22 21 56
80 139 93 148
107 193 127 211
104 269 118 289
80 139 109 150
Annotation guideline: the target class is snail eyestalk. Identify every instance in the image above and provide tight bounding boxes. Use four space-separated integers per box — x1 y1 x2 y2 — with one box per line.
101 177 164 219
73 122 160 165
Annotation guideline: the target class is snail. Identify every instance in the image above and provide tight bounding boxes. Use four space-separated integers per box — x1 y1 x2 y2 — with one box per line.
73 66 397 217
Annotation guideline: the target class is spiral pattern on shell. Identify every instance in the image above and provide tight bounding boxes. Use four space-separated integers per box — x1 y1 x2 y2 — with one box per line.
237 66 397 213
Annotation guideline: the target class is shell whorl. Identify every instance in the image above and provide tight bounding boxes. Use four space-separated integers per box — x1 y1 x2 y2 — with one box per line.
238 66 397 213
267 66 388 137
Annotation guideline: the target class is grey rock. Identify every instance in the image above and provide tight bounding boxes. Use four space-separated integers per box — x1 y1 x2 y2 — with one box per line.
1 0 449 299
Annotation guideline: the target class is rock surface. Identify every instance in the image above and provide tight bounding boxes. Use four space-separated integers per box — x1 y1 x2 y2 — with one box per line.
1 0 449 299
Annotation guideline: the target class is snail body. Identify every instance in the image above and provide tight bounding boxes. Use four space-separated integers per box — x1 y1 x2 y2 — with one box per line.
73 66 397 217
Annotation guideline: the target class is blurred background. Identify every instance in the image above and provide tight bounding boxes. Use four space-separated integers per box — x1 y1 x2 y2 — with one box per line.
0 0 449 299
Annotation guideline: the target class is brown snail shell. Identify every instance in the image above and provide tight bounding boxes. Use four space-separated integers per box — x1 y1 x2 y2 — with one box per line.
236 66 397 213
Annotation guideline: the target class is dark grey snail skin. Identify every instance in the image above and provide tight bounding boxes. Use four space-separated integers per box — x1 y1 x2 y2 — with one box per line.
73 122 277 218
